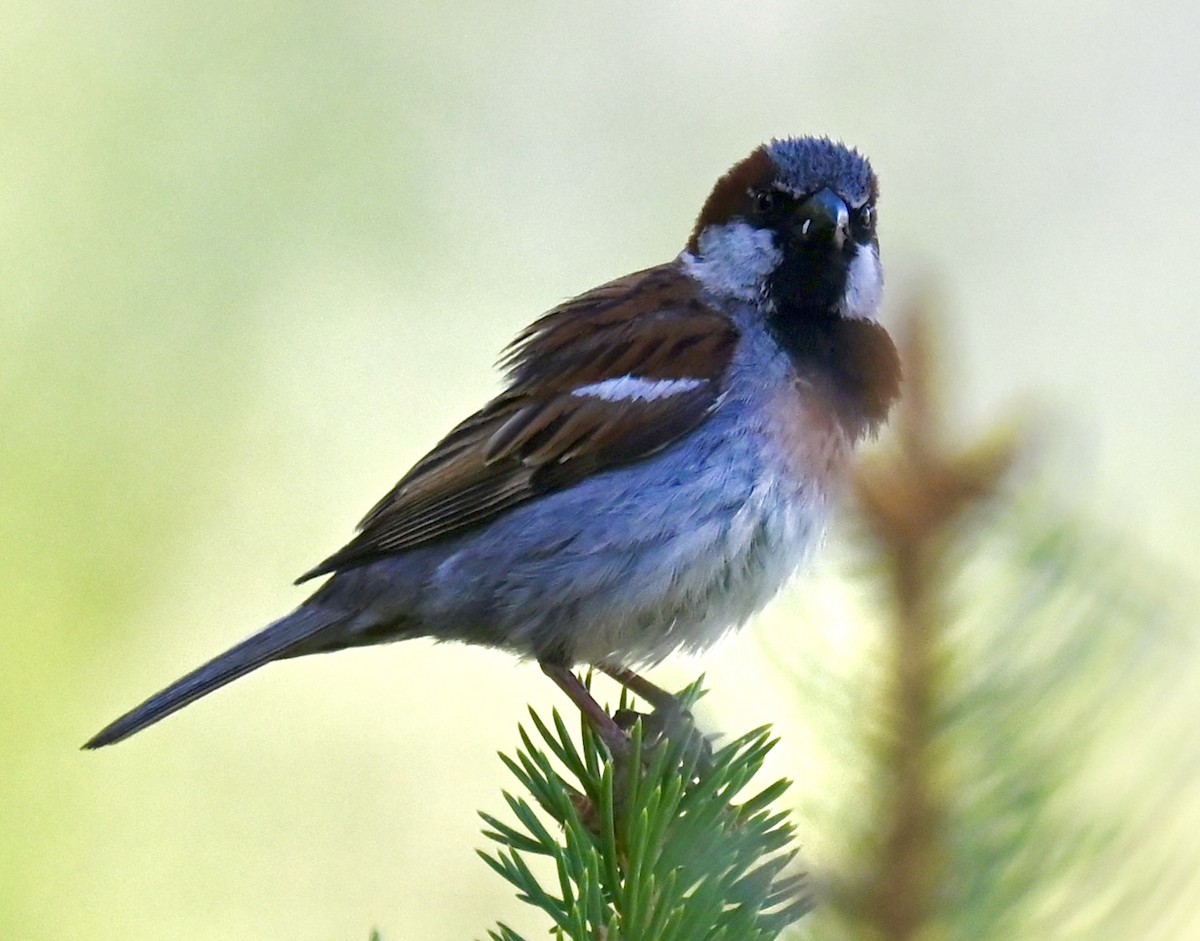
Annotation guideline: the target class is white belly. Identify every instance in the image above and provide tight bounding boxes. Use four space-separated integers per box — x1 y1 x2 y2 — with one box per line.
569 454 831 667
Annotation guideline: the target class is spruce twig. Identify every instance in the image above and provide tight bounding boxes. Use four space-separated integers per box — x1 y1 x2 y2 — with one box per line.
776 299 1199 940
478 681 811 941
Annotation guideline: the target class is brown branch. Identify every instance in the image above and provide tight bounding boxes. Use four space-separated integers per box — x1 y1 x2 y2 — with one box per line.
851 302 1019 940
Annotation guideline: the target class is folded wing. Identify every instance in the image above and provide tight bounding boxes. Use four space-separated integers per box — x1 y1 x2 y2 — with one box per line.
297 263 738 582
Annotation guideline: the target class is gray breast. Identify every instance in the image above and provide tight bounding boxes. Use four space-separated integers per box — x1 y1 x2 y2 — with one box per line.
416 330 831 666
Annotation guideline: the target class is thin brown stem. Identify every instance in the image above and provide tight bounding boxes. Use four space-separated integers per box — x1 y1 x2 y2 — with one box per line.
852 304 1018 940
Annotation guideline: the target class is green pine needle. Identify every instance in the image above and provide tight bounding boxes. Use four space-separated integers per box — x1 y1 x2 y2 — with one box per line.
478 685 810 941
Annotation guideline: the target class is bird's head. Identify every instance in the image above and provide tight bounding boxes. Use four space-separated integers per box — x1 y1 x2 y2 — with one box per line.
683 136 882 324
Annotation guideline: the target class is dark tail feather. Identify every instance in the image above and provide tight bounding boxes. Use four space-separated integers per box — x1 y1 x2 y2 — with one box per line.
83 605 347 749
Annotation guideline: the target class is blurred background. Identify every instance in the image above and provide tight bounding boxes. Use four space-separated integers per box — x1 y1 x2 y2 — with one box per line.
3 1 1198 938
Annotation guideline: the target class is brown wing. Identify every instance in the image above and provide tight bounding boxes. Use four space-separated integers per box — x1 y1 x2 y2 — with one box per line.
295 262 739 582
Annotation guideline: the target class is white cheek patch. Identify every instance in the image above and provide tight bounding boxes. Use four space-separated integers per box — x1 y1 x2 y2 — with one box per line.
840 243 884 321
572 375 706 402
681 222 781 301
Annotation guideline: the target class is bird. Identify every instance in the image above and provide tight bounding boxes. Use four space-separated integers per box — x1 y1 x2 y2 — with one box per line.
84 136 901 752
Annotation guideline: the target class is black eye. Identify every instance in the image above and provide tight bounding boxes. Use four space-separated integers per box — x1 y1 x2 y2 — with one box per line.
853 203 876 236
753 190 776 214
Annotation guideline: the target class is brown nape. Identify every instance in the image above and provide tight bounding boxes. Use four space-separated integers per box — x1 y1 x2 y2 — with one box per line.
685 147 776 254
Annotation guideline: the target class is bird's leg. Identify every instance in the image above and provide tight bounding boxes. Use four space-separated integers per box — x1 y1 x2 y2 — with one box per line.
600 664 714 773
600 664 680 712
540 661 712 782
540 661 631 762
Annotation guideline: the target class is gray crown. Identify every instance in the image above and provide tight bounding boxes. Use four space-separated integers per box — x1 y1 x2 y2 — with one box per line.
767 137 875 207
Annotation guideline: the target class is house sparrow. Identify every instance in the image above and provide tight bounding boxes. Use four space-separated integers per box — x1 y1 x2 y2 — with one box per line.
84 136 900 752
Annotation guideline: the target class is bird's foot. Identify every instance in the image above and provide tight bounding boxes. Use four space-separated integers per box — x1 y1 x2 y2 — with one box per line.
540 660 715 797
612 698 715 777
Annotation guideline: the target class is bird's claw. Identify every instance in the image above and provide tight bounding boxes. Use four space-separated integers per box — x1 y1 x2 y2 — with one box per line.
612 700 715 777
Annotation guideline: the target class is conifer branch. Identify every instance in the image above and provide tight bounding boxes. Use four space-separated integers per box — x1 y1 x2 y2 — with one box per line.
477 681 811 941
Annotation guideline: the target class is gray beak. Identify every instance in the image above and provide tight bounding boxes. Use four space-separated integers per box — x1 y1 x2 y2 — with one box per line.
796 188 850 251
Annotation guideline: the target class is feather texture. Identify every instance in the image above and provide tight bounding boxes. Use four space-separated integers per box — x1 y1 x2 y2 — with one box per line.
296 263 738 582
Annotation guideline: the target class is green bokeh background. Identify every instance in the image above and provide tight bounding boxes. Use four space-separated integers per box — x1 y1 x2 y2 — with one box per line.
4 2 1198 938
